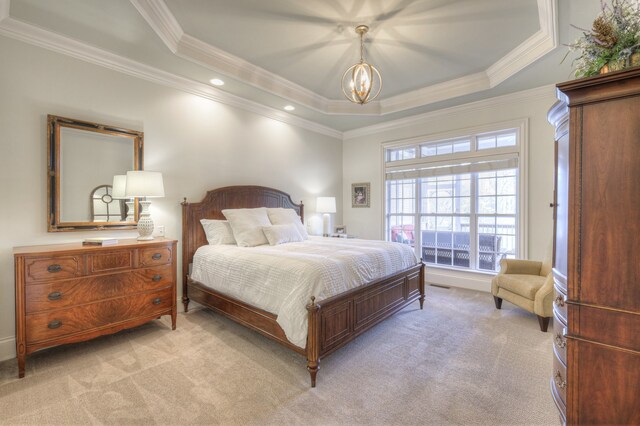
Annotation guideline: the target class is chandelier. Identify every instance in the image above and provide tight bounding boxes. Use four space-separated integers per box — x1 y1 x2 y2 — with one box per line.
341 25 382 104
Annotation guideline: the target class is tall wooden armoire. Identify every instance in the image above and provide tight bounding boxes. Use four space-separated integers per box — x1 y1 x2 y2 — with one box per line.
548 68 640 424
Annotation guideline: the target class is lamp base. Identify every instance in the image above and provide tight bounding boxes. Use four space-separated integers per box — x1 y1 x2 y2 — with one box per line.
137 200 155 241
322 213 331 237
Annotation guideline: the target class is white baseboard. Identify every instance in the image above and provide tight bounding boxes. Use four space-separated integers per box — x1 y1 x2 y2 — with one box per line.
425 267 492 293
0 336 15 362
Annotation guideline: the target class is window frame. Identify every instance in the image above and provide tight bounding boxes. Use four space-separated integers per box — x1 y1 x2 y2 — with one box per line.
381 119 528 274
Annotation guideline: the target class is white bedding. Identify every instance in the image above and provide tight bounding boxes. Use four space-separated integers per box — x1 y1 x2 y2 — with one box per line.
190 236 419 348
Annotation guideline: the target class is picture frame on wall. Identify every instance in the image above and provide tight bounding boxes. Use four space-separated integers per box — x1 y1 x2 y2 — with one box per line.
351 182 370 208
335 225 347 234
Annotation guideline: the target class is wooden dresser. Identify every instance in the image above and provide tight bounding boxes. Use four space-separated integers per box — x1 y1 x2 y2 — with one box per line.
14 238 177 378
548 68 640 424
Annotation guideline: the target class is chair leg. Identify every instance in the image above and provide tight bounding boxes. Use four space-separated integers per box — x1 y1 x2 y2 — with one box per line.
537 315 550 332
493 296 503 309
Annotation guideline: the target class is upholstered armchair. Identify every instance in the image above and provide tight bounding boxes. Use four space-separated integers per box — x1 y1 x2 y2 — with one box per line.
491 250 554 331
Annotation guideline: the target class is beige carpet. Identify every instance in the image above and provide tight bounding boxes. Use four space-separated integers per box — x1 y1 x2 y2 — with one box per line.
0 286 557 425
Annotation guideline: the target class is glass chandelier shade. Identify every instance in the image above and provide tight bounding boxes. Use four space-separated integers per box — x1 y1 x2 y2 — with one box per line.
341 25 382 105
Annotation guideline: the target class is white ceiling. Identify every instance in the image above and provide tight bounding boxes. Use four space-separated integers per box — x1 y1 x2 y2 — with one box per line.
0 0 602 134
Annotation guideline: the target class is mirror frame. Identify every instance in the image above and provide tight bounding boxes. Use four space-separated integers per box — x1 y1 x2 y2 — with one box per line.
47 114 144 232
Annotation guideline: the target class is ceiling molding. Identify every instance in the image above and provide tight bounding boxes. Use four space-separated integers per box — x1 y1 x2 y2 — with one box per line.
129 0 182 53
0 15 343 140
132 0 558 117
343 84 556 140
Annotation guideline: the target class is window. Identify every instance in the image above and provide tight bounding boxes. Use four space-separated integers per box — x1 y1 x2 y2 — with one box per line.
384 126 524 273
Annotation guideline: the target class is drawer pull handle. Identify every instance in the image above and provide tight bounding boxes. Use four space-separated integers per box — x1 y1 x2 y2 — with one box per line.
554 333 566 349
554 370 567 390
152 253 162 260
554 295 565 307
47 291 63 301
47 264 62 273
152 297 162 305
152 275 162 282
48 320 62 329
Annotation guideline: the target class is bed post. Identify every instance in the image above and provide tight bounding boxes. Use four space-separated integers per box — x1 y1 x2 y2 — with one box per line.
306 296 320 388
419 263 426 309
181 197 190 312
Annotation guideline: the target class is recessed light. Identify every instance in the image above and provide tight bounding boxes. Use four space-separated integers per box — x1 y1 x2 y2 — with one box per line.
209 78 224 86
284 105 295 111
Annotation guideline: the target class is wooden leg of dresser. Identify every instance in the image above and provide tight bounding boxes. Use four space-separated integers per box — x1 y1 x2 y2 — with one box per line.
171 308 177 330
17 354 25 378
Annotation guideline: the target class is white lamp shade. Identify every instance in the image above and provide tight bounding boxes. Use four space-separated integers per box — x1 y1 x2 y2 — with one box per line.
125 171 165 198
111 175 127 199
316 196 336 213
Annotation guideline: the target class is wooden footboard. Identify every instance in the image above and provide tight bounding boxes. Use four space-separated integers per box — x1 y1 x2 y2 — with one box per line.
187 262 425 387
306 262 424 386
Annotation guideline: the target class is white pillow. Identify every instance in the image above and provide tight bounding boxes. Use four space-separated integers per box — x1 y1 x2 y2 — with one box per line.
267 208 308 239
200 219 236 245
262 224 304 246
222 208 271 247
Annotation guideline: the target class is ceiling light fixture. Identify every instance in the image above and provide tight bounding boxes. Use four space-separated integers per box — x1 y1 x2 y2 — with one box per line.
341 25 382 105
209 78 224 86
284 105 295 111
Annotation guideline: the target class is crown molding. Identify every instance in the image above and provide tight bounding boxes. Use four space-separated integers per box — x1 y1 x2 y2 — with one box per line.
0 16 343 139
129 0 182 53
380 72 490 114
343 84 556 140
132 0 558 117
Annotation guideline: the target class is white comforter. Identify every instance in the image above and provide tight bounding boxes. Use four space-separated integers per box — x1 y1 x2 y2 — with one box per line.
190 236 418 348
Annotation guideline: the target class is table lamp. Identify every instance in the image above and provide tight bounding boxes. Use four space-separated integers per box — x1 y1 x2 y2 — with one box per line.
125 171 165 240
111 174 135 221
316 196 336 237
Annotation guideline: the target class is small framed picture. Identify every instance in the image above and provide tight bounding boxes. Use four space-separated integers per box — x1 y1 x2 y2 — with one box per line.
352 182 370 208
335 225 347 235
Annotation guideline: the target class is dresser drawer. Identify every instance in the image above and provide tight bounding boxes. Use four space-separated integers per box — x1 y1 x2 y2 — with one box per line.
25 265 174 314
553 284 568 324
24 256 82 283
87 250 134 274
26 287 173 343
552 350 567 407
139 247 172 267
552 313 568 365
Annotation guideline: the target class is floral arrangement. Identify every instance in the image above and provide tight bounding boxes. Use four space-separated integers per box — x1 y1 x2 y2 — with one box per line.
566 0 640 78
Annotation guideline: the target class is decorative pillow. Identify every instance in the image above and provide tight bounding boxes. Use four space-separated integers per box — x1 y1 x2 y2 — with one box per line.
222 207 271 247
200 219 236 245
262 224 304 246
267 208 308 239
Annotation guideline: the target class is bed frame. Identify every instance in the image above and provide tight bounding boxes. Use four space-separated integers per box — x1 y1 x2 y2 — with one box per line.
181 185 425 387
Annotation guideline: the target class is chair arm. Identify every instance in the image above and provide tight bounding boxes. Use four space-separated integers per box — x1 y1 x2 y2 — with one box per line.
498 259 543 275
534 273 555 317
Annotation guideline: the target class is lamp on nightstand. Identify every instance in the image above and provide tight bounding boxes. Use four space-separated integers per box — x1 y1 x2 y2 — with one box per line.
316 196 336 237
125 171 165 240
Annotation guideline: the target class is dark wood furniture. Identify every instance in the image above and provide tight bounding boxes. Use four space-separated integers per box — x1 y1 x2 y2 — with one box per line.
182 185 425 387
14 238 177 378
549 68 640 424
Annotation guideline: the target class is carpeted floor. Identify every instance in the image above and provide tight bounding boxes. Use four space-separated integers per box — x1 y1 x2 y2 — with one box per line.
0 286 557 425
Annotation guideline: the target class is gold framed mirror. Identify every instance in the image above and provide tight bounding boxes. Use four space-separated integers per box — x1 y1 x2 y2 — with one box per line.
47 115 144 232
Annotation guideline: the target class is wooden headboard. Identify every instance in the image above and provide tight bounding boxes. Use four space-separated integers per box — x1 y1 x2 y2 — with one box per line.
181 185 304 288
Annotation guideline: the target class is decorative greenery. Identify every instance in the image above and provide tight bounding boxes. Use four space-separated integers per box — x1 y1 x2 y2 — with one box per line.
566 0 640 78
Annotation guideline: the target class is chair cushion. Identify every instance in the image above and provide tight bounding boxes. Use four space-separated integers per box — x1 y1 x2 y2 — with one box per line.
493 274 546 300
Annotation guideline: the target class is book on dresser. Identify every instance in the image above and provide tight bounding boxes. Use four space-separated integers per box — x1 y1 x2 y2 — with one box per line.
13 237 178 378
82 237 118 246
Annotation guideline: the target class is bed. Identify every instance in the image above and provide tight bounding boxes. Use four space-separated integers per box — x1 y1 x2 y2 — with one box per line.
181 186 425 387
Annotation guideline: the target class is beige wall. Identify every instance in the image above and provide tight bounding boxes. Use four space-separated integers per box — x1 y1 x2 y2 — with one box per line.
342 87 558 291
0 36 342 360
